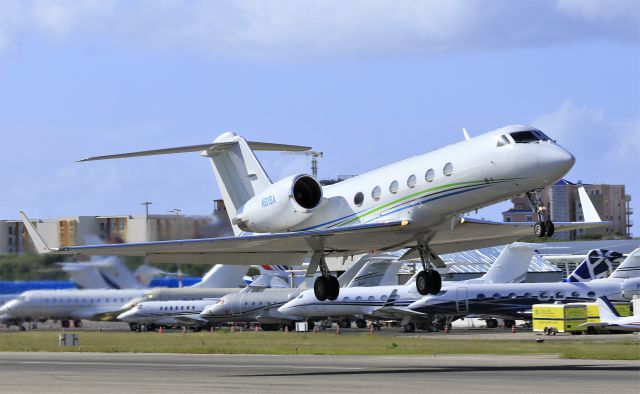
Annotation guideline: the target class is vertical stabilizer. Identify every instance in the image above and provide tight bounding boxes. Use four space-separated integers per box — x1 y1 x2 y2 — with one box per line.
567 249 621 282
596 297 621 320
609 248 640 279
204 133 273 235
190 265 247 288
479 243 537 284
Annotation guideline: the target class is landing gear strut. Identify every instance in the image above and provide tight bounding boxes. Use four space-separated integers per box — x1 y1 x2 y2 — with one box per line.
312 253 339 301
416 242 442 296
526 190 554 238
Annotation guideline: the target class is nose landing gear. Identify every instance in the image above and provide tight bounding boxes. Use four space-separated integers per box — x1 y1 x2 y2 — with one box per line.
527 190 555 238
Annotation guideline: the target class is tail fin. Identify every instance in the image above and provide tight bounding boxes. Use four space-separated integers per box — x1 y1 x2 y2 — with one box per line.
596 297 621 320
479 243 537 284
190 265 248 288
567 249 621 282
346 260 404 287
77 133 310 236
609 248 640 279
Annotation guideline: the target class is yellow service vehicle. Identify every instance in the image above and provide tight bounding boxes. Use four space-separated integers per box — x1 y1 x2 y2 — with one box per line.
532 304 587 335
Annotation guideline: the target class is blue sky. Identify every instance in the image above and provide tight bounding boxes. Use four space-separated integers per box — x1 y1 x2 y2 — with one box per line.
0 1 638 234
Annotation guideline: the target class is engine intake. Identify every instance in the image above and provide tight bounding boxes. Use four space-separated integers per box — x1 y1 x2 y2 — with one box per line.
233 175 323 233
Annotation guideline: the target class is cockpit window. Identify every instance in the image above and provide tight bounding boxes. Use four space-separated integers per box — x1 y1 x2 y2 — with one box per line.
497 135 510 147
510 131 539 143
532 129 551 141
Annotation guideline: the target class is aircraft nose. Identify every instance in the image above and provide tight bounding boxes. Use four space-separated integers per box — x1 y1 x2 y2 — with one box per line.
116 311 132 321
538 145 575 179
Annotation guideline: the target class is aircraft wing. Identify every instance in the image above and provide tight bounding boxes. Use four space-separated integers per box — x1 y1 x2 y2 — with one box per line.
71 307 119 321
174 315 209 326
21 212 415 265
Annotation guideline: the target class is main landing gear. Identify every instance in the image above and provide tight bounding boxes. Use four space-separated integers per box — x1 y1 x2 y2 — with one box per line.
526 190 555 238
415 242 442 296
312 254 339 301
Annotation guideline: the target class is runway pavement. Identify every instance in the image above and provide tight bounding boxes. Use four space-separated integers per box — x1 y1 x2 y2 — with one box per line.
0 352 638 393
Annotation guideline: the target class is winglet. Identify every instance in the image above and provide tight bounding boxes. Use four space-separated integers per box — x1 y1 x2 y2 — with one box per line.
19 211 53 254
577 187 602 222
382 289 398 307
462 128 471 141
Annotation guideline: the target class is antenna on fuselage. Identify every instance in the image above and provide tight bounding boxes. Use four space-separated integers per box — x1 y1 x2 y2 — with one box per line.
462 128 471 141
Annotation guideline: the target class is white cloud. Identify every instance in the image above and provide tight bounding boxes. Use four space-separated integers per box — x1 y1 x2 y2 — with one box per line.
0 0 638 57
532 99 606 140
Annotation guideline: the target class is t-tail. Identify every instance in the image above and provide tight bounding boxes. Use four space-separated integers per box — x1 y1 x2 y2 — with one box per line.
77 131 311 236
566 249 622 282
608 248 640 280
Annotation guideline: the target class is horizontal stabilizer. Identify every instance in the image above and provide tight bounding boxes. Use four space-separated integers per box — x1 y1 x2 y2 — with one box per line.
78 140 310 162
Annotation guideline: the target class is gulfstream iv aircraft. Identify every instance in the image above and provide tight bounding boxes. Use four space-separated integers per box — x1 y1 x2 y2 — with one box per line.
20 125 605 302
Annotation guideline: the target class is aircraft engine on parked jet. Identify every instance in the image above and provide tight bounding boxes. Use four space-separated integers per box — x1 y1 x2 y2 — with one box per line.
232 175 323 232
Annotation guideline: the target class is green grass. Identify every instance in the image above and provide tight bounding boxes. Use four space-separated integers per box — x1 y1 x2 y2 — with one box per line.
0 331 638 360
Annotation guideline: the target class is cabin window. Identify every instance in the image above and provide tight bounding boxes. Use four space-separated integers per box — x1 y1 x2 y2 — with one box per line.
497 135 510 147
343 297 350 301
555 291 565 299
571 291 580 297
380 295 387 301
425 168 435 182
477 294 485 299
371 186 381 200
508 293 517 298
355 296 362 301
368 296 375 301
436 290 447 296
407 175 416 188
587 291 596 298
492 293 501 299
538 292 549 299
354 192 364 206
443 162 453 176
524 293 532 298
389 180 399 194
510 131 539 143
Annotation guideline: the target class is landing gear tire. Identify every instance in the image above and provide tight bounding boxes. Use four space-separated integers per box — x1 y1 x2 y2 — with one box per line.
404 322 416 333
356 319 367 329
19 325 26 332
74 320 83 328
307 321 315 331
416 271 430 296
61 320 70 329
129 323 139 332
339 319 351 329
545 221 555 237
314 276 329 301
327 275 340 301
486 319 498 329
428 270 442 295
534 221 546 238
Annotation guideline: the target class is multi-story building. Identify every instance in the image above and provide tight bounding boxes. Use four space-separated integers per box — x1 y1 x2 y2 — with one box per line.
502 180 633 240
0 200 232 255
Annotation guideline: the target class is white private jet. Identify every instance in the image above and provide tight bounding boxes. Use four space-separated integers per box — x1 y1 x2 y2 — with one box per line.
20 125 606 302
581 297 640 332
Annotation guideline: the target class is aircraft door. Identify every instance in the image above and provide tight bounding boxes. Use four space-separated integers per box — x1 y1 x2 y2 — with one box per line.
456 287 469 313
232 294 244 315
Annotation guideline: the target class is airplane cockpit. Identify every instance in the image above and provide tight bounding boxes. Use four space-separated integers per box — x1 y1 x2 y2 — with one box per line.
497 128 554 147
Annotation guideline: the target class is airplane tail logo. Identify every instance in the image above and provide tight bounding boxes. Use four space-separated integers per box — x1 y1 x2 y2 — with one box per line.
567 249 622 282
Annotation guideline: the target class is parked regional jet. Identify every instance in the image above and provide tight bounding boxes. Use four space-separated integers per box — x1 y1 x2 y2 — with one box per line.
0 289 145 330
21 126 606 302
406 248 640 319
278 242 540 331
117 299 218 331
581 297 640 332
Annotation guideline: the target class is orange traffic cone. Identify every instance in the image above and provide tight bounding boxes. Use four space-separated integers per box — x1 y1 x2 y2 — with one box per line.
158 326 164 334
255 325 259 333
511 325 516 334
230 325 235 333
444 325 449 334
284 324 289 334
369 324 375 335
336 325 341 335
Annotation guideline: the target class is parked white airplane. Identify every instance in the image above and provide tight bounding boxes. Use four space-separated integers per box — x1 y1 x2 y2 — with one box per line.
117 299 219 331
0 289 145 329
199 253 399 330
21 125 605 301
406 248 640 319
581 297 640 332
278 242 540 331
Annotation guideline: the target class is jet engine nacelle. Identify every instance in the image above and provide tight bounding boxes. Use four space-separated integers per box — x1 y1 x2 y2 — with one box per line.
621 278 640 299
233 175 323 233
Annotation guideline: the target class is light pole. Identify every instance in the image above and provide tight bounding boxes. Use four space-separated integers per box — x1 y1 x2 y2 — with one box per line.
168 208 182 216
141 201 153 241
